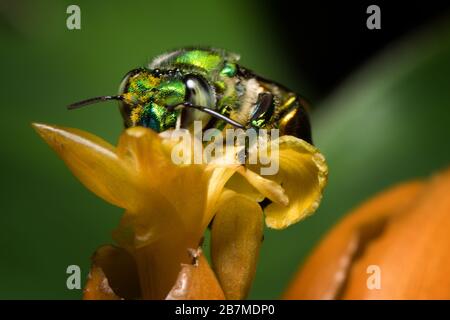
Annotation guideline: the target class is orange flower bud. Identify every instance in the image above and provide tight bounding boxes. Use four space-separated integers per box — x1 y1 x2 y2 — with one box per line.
285 167 450 299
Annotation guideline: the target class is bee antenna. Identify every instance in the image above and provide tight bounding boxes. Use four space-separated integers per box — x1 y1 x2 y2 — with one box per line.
67 95 123 110
181 102 246 129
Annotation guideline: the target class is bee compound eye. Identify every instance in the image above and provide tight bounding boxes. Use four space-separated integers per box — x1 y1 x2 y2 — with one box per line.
181 75 216 128
184 75 215 109
118 68 146 94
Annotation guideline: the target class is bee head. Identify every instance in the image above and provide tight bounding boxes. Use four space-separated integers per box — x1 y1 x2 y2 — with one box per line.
68 67 216 132
117 68 188 131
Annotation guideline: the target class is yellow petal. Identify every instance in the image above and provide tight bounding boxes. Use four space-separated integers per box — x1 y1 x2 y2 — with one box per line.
237 166 289 206
200 141 243 228
116 127 211 236
247 136 328 229
32 123 140 210
225 173 266 203
203 165 240 229
211 189 264 299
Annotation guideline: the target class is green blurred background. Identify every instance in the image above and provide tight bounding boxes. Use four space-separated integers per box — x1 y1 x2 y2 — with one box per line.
0 0 449 299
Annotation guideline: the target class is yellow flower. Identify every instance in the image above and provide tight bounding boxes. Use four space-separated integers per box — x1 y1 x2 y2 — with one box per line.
33 123 327 299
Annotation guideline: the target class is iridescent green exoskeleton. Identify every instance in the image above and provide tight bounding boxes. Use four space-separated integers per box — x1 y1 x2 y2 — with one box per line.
69 48 312 143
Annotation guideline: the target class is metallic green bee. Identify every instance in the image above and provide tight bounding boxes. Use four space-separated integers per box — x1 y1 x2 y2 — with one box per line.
69 48 312 143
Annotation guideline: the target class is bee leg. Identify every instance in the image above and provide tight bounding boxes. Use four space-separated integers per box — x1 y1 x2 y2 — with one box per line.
245 92 275 131
249 92 274 124
175 109 183 130
237 93 274 164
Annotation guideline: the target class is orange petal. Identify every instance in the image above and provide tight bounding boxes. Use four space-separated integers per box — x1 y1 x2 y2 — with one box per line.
83 266 121 300
343 169 450 299
284 180 423 299
166 248 225 300
83 245 141 300
285 167 450 299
